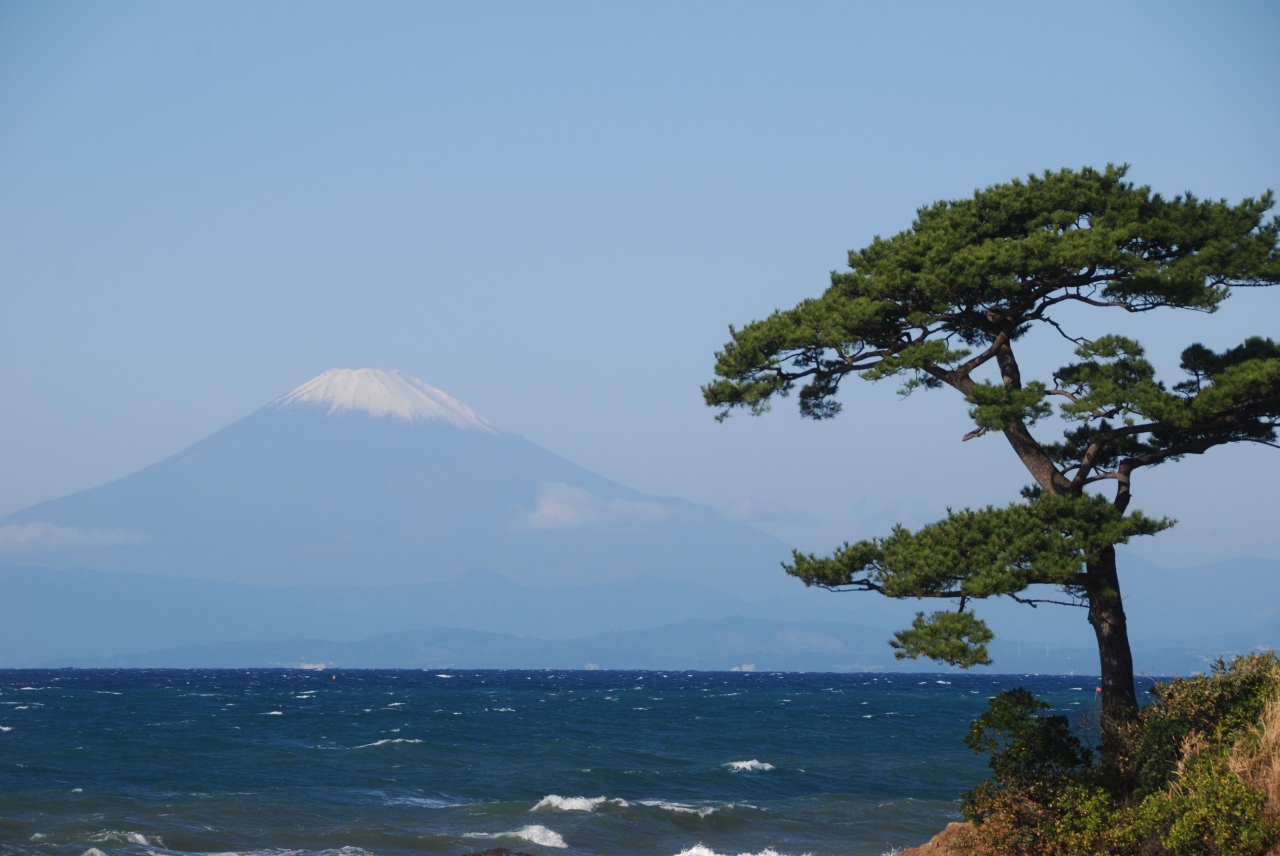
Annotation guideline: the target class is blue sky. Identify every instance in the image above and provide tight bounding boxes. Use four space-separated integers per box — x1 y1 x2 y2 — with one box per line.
2 1 1278 566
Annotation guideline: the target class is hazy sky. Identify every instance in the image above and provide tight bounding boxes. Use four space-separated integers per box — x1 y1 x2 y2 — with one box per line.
2 1 1278 567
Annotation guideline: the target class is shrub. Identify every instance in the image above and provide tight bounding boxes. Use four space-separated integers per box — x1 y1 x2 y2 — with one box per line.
958 653 1280 856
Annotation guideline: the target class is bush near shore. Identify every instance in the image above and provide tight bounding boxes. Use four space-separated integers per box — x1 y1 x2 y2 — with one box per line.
954 653 1280 856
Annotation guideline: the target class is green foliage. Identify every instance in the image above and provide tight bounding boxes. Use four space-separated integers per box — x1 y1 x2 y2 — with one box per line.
705 164 1280 422
890 611 994 668
958 654 1280 856
966 379 1052 429
785 493 1169 668
1137 756 1280 856
963 689 1092 788
1134 653 1280 797
1045 334 1280 476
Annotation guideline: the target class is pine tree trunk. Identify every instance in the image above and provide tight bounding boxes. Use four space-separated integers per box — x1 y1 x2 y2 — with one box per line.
1085 545 1139 722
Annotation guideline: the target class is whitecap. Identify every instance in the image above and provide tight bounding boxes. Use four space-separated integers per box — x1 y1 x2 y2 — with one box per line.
261 711 284 716
89 831 156 846
532 794 627 812
724 760 774 772
383 796 458 808
0 726 12 732
81 849 108 856
511 824 569 847
435 674 454 679
352 738 424 749
640 800 716 817
673 847 795 856
463 825 567 848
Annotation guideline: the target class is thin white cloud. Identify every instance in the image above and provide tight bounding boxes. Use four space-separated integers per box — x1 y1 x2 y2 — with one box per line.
0 522 147 551
516 483 666 531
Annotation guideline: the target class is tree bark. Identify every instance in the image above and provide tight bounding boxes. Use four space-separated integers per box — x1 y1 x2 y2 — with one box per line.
1085 545 1139 722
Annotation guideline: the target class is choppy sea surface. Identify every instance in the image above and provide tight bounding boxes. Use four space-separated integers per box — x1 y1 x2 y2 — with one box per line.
0 669 1121 856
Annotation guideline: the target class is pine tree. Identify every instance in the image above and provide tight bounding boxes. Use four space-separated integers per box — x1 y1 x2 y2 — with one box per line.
704 165 1280 724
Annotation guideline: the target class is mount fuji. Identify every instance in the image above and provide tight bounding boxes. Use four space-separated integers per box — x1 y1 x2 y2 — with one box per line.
1 370 1274 670
0 369 793 593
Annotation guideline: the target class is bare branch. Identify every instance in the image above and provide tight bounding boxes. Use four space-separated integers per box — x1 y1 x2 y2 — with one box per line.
1007 592 1089 609
814 581 966 599
1040 314 1087 345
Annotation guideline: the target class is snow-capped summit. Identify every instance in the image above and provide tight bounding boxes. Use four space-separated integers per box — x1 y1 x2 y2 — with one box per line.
275 369 498 432
0 365 791 594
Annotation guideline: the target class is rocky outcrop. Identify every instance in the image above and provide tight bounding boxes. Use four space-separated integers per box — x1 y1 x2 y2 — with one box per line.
896 822 972 855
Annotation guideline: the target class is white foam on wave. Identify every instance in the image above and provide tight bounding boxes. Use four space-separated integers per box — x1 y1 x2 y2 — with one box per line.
673 847 800 856
352 738 424 749
207 847 374 856
383 795 459 808
532 794 628 812
89 831 156 846
261 711 284 716
724 760 774 772
0 726 11 732
463 825 567 848
81 849 108 856
640 800 716 817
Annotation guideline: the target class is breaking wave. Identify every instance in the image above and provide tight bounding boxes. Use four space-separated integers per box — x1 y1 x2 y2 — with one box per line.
463 825 568 848
724 760 774 772
88 831 157 846
532 794 628 811
352 738 424 749
640 800 717 817
673 847 798 856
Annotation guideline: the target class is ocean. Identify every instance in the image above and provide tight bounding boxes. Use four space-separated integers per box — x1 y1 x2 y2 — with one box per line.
0 669 1121 856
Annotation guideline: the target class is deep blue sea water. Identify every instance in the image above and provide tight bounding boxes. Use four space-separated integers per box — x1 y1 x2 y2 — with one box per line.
0 669 1127 856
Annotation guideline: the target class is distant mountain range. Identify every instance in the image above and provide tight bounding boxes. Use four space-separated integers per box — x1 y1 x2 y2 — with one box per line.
0 369 1274 674
2 555 1275 674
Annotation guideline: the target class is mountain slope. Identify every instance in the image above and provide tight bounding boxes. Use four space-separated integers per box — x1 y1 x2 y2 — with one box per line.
0 370 792 592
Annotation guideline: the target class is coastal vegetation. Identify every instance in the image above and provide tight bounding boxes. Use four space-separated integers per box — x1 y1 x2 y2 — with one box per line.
704 165 1280 735
956 653 1280 855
